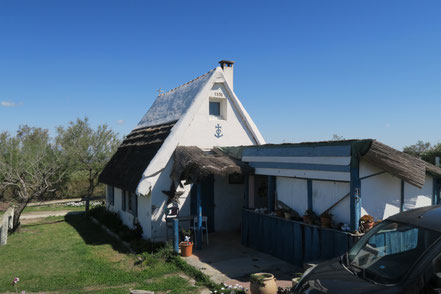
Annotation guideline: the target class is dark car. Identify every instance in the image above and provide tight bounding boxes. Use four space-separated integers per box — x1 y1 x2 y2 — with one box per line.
294 205 441 294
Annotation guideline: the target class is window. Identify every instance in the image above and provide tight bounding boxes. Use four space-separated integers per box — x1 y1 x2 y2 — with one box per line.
122 190 127 211
108 186 114 206
130 193 138 217
209 101 221 116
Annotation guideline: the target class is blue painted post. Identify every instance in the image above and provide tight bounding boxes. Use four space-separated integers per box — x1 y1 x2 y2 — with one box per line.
173 219 179 254
244 175 249 208
307 179 313 211
433 178 440 205
350 167 361 232
196 183 203 250
267 176 276 212
400 180 405 212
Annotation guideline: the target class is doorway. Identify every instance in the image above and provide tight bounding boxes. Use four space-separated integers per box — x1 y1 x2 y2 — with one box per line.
190 175 215 232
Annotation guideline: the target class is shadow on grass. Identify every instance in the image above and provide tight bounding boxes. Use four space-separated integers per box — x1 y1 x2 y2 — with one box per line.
22 219 66 228
64 212 133 255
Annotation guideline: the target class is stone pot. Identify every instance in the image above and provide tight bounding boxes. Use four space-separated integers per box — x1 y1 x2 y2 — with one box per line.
250 273 277 294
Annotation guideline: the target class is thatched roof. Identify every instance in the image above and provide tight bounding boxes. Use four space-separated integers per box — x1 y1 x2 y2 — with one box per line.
170 146 254 184
425 162 441 178
361 140 441 188
99 121 176 193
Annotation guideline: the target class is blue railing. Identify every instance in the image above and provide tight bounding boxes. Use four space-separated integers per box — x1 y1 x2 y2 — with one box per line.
241 209 359 266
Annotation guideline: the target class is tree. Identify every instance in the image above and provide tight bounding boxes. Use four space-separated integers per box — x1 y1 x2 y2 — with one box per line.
403 140 441 165
0 126 68 231
402 140 432 158
57 118 120 213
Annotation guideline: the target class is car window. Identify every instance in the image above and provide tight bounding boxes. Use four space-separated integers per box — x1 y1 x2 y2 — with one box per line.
349 221 440 284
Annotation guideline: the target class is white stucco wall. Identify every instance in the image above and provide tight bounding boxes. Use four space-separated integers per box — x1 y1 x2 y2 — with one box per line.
179 83 256 148
276 177 308 216
214 175 245 232
312 180 350 225
403 175 433 210
360 160 434 221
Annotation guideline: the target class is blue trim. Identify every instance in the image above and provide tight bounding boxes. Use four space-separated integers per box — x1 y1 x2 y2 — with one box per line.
268 176 276 212
243 145 351 158
350 167 361 231
196 184 202 250
173 219 179 253
249 162 351 172
307 179 313 211
400 180 405 212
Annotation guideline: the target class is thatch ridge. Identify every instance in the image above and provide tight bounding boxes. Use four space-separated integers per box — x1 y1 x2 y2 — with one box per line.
171 146 254 184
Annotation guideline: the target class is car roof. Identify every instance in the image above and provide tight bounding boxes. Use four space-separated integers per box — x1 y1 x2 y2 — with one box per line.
388 205 441 232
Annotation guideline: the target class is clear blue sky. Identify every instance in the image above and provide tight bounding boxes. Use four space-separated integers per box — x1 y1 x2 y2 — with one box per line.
1 0 440 150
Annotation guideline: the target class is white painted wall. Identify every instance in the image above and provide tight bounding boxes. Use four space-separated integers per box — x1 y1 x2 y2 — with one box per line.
312 181 350 225
276 177 308 216
403 175 433 210
179 83 256 148
360 160 401 220
214 175 245 232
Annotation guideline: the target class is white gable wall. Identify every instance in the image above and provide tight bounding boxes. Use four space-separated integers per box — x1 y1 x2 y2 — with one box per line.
179 83 256 148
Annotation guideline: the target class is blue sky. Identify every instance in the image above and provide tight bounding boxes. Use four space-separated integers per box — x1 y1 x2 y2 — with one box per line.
1 0 440 149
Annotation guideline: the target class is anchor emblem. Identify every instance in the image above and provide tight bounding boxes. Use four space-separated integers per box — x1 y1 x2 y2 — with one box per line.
214 124 223 138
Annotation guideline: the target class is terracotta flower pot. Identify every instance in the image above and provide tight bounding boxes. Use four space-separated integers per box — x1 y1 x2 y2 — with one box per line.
179 242 193 257
320 216 332 228
362 222 374 231
250 273 277 294
303 215 313 225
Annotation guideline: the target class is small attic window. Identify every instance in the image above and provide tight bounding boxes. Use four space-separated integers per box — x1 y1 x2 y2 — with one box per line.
209 101 221 116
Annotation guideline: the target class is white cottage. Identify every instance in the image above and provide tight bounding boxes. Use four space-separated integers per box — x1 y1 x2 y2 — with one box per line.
99 61 265 241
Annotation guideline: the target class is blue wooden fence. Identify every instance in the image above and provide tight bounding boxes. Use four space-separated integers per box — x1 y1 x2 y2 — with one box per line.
242 209 359 266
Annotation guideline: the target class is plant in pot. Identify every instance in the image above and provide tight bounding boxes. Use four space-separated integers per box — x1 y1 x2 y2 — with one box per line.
319 211 333 228
303 209 315 225
179 229 193 257
250 273 277 294
359 214 375 233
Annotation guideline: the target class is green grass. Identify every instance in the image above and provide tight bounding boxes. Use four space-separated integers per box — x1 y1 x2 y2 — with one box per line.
23 204 86 213
0 214 199 294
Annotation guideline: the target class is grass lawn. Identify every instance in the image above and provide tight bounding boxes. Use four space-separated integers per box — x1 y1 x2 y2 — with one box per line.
0 204 85 217
23 204 86 213
0 214 200 294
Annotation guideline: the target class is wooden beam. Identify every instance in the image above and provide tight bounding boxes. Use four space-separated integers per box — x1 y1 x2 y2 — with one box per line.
196 183 202 250
267 176 276 212
350 167 361 231
400 180 405 212
307 179 313 211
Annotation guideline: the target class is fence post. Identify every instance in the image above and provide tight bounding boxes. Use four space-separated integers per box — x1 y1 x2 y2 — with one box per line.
173 218 179 254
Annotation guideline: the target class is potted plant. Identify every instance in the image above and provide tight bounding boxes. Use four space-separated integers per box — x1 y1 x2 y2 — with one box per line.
179 230 193 257
359 214 375 232
320 211 333 228
303 209 315 225
250 273 277 294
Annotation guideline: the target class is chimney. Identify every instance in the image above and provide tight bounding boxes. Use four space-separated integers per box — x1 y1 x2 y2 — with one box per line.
219 60 235 90
436 156 440 167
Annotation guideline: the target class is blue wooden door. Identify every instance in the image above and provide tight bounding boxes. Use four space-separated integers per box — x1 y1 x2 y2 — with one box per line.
191 175 215 232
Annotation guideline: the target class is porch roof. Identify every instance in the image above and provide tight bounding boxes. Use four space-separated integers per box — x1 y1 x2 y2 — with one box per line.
170 146 254 184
